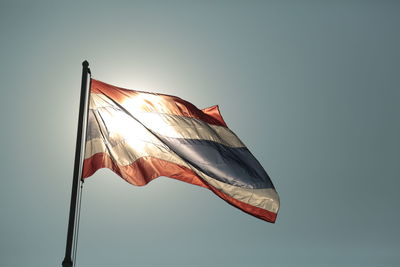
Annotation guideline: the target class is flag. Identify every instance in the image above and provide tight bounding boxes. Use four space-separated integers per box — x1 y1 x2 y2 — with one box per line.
83 79 280 223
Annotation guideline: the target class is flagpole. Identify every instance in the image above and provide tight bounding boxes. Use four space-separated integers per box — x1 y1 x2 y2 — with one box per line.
62 60 91 267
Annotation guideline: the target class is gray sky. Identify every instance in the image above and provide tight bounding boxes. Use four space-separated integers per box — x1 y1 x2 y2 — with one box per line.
0 1 399 266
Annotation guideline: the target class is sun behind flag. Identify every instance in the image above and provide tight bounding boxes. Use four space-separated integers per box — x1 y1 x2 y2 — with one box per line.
83 79 280 223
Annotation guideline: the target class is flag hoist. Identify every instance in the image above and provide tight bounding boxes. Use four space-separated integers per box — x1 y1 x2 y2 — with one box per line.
62 61 280 266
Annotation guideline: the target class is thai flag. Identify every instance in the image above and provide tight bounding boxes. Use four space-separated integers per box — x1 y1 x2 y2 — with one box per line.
83 79 280 223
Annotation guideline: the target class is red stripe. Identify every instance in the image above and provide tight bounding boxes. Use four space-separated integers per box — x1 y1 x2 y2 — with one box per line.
90 79 227 127
83 152 207 188
83 152 277 223
201 105 227 127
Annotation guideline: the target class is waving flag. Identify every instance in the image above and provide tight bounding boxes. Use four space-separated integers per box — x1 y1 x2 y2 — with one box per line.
83 79 280 222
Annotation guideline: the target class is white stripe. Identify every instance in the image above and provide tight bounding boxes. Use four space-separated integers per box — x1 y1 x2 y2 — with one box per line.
135 112 244 148
89 93 116 109
85 138 279 213
88 93 245 148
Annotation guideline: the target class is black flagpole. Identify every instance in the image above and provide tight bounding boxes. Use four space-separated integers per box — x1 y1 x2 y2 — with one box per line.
62 61 90 267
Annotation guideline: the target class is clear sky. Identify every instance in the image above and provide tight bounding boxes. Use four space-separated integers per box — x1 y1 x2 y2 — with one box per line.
0 1 399 266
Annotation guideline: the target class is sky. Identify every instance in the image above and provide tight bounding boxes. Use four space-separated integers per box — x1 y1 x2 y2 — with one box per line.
0 1 399 266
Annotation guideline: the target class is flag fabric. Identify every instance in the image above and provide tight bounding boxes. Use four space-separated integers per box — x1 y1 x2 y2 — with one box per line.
83 79 280 223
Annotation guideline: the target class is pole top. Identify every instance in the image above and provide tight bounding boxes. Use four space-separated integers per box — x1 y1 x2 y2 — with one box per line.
82 60 89 68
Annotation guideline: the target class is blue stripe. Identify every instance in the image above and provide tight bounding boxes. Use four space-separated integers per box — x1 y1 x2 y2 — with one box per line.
158 136 274 189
